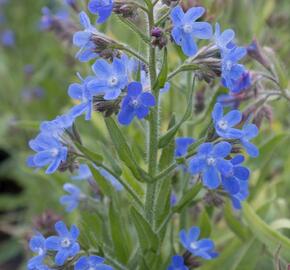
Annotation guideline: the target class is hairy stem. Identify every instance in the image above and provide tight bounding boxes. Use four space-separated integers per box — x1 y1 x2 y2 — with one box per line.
145 5 159 228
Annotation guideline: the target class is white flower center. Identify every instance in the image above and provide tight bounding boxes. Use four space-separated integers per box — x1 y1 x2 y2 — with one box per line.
225 60 233 71
108 76 118 86
37 248 45 256
89 267 95 270
183 24 193 33
207 157 216 166
50 148 59 157
190 241 197 250
61 238 71 248
217 120 228 130
130 98 140 108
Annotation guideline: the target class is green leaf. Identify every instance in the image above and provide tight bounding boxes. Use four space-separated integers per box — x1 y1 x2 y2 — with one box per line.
224 202 250 241
130 207 159 253
154 48 168 90
74 142 103 164
104 117 149 182
243 202 290 261
158 77 195 148
109 201 131 263
89 164 114 197
172 183 202 213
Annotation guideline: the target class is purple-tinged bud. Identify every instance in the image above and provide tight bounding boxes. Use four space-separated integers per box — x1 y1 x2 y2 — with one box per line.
253 105 273 128
182 251 202 269
203 191 224 207
247 38 271 70
91 34 120 60
151 27 167 49
113 1 138 19
33 210 62 236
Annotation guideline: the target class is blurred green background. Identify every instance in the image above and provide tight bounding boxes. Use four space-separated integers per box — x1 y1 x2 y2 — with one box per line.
1 0 290 269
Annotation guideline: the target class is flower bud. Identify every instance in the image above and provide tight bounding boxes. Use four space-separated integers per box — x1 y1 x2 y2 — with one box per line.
93 96 121 117
113 1 138 19
151 27 167 49
91 34 120 60
33 210 62 236
253 105 273 128
247 38 271 70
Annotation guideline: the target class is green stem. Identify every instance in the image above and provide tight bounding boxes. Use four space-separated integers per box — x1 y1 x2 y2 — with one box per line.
145 5 159 227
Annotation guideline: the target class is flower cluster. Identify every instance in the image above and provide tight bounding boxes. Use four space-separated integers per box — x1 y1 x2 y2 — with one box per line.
27 221 113 269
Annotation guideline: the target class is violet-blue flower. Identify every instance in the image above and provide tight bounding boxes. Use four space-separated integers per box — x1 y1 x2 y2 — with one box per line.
175 137 195 157
27 233 47 270
221 46 247 91
1 29 15 47
88 0 114 24
212 103 243 139
74 255 113 270
73 11 98 62
214 23 235 51
167 255 188 270
240 123 259 157
27 134 68 174
179 226 218 260
188 142 232 189
170 6 212 56
46 221 80 266
230 71 251 94
68 74 95 120
221 155 250 196
88 56 128 100
118 82 155 125
60 183 83 212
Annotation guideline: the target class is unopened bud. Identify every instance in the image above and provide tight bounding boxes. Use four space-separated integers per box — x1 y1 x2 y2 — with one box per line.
247 38 271 70
151 27 167 49
253 105 273 128
93 96 121 117
114 2 138 19
203 192 224 207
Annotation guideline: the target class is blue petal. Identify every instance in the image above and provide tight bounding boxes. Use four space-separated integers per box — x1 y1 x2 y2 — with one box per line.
89 255 105 264
184 7 205 22
73 31 91 47
202 166 220 189
241 140 259 157
189 157 206 174
230 155 244 165
45 157 62 174
33 151 53 166
75 256 88 269
222 127 243 139
192 22 213 39
196 239 214 250
234 166 250 181
243 123 258 140
136 106 149 119
198 142 213 155
55 221 69 237
188 226 200 242
103 88 121 100
216 159 232 176
70 225 79 240
69 242 80 257
118 107 135 125
181 34 198 56
55 249 69 266
212 103 223 122
222 175 240 195
140 92 156 106
179 229 188 247
213 141 232 158
79 11 91 29
77 48 98 62
171 27 183 45
92 59 112 77
223 110 242 127
96 5 113 24
127 82 142 96
68 83 83 100
45 236 61 250
112 57 126 75
170 6 184 25
217 29 235 48
70 103 89 119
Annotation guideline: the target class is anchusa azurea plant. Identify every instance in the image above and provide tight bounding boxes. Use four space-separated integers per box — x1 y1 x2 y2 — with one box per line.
26 1 290 269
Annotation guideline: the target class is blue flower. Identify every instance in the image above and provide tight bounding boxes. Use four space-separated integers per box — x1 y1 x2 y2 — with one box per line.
167 255 188 270
214 23 235 51
60 183 83 212
1 29 15 47
118 82 155 125
230 179 249 210
88 56 128 100
27 134 68 174
221 46 247 91
179 226 218 260
71 164 92 181
230 71 251 94
240 123 259 157
73 11 99 62
27 233 47 270
175 137 195 157
40 113 75 139
189 142 233 189
74 255 113 270
88 0 114 24
221 155 250 196
46 221 80 266
212 103 243 139
170 6 212 56
68 74 95 120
